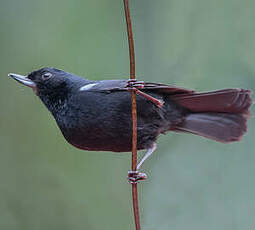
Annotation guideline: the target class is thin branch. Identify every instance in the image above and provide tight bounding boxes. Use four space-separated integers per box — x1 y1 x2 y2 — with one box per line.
123 1 141 230
123 0 135 78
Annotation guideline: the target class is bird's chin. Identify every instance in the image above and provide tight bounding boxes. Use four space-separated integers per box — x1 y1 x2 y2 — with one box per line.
31 87 39 95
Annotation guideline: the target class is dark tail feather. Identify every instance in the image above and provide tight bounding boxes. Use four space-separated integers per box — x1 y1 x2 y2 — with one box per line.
172 88 252 142
172 88 252 114
175 113 249 143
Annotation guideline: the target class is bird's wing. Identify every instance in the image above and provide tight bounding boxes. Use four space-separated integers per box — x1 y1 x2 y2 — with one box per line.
140 82 195 95
88 80 128 91
88 79 195 95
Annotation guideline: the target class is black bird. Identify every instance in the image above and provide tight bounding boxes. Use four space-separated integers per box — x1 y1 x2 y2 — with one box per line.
9 68 252 182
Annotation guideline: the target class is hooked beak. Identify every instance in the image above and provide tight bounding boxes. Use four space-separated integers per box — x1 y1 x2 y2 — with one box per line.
8 73 36 89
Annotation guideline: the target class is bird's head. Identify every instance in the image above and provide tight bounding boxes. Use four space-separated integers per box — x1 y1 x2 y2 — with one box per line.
9 67 79 95
9 67 87 111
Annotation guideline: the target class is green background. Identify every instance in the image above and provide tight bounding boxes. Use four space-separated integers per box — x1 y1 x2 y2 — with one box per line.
1 0 255 229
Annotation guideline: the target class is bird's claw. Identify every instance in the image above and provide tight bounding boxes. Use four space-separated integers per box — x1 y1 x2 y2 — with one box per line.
126 79 145 89
127 170 147 184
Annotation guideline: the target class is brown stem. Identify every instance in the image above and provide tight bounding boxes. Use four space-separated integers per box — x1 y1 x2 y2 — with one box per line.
136 90 164 107
123 0 135 78
123 0 141 230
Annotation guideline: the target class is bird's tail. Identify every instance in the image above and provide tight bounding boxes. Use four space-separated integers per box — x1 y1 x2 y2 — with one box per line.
173 89 252 142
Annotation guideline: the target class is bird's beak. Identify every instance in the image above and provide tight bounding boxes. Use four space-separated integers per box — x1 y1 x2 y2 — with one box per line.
8 73 36 89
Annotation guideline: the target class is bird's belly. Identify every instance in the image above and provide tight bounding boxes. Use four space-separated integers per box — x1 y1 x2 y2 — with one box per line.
59 123 159 152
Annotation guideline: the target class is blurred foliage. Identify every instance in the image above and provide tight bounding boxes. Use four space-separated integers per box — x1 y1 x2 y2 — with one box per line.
0 0 255 229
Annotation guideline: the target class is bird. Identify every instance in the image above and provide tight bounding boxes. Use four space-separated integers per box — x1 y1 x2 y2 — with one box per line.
9 67 252 182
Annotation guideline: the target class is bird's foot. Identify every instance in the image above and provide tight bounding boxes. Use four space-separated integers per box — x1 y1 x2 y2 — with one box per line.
127 170 147 184
126 80 163 107
126 79 145 89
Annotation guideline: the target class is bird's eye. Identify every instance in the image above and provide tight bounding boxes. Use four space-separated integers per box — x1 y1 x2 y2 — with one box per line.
42 72 52 80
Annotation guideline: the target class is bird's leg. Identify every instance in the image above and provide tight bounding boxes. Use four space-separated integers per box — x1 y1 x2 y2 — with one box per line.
137 143 157 170
126 80 164 107
127 143 157 183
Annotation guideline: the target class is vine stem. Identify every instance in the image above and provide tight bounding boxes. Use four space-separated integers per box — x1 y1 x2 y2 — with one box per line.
123 1 141 230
